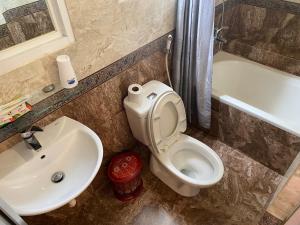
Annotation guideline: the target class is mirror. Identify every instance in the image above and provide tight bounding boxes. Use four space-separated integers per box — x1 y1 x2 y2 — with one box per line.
0 0 74 76
0 0 55 51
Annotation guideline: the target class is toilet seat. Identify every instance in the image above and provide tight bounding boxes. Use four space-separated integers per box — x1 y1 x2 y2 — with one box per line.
147 91 187 154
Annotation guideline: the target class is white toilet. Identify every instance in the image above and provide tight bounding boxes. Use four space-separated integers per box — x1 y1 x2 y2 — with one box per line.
124 80 224 197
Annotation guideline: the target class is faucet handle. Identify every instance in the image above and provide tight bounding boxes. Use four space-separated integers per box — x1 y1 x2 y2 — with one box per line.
30 126 43 132
21 126 43 138
214 26 229 35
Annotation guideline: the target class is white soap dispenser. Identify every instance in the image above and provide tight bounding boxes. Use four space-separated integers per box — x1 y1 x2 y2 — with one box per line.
56 55 78 89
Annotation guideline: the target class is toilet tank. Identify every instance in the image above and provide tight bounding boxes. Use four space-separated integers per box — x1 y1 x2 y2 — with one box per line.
124 80 173 145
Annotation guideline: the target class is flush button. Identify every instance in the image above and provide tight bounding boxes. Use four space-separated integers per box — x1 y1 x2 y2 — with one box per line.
147 93 157 100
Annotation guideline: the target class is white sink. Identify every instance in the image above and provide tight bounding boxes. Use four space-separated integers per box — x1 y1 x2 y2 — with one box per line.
0 116 103 216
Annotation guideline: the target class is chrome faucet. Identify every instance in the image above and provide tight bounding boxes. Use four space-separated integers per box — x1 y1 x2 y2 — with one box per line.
214 26 229 44
20 126 43 151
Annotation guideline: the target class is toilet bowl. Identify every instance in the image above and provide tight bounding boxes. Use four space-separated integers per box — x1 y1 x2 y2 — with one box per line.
150 134 224 196
124 80 224 197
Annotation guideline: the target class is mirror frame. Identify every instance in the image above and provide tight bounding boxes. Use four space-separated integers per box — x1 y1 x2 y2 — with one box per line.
0 0 75 76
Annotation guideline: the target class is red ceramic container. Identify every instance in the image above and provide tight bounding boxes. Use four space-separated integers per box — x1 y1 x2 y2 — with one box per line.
108 151 143 201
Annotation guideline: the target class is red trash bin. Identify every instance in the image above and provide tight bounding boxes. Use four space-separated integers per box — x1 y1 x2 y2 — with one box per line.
108 151 143 201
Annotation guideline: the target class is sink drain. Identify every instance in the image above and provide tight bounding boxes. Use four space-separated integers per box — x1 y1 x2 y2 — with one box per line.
51 171 65 183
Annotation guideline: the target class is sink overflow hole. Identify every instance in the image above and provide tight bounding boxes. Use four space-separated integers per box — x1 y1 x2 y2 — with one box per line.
51 171 65 183
40 155 46 159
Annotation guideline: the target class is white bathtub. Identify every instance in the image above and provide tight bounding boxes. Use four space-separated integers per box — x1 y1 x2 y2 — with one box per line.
213 51 300 137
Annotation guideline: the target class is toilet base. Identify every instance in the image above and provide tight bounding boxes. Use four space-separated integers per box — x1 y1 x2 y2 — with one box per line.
149 155 200 197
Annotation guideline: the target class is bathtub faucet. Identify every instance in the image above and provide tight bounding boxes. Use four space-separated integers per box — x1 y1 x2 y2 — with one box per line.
214 26 229 44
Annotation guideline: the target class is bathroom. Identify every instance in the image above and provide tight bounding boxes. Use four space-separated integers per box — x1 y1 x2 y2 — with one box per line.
0 0 299 224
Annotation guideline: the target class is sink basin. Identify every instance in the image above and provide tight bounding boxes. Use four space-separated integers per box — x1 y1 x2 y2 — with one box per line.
0 116 103 216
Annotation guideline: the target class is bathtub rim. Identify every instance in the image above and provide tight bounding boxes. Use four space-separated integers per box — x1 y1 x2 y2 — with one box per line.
214 51 300 80
213 51 300 138
212 94 300 138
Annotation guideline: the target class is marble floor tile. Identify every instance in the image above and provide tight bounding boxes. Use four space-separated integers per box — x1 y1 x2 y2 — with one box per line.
25 132 282 225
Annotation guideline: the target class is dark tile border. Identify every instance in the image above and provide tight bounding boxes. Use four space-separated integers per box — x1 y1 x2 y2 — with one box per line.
0 32 172 143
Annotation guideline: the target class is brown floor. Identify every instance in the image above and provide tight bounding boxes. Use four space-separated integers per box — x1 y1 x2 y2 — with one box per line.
25 131 282 225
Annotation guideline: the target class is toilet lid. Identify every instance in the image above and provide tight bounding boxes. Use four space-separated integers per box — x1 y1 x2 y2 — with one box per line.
147 91 187 154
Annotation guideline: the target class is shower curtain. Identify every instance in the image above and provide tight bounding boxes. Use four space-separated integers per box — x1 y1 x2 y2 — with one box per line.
173 0 215 129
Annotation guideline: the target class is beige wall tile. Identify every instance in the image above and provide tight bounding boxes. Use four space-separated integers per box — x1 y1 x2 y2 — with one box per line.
0 0 176 105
